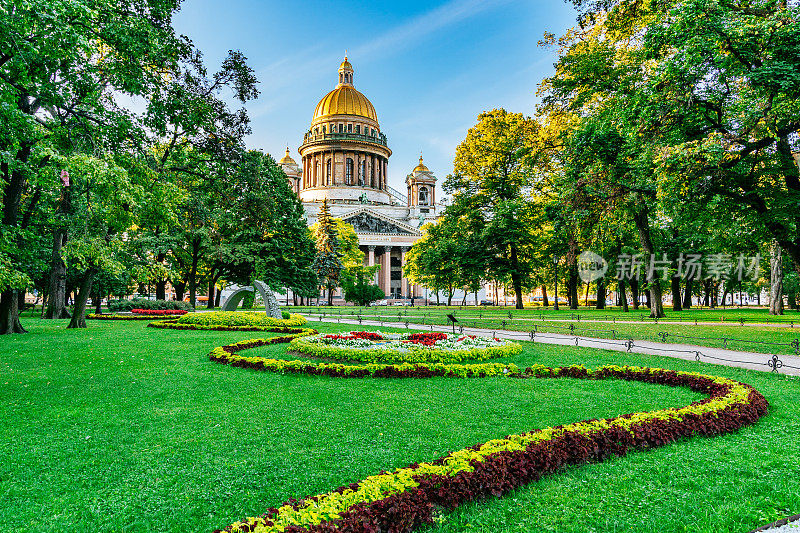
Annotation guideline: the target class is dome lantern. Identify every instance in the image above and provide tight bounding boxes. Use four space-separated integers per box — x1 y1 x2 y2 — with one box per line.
338 55 354 87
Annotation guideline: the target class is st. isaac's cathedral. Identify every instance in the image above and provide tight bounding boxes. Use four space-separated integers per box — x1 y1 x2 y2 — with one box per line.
278 57 442 300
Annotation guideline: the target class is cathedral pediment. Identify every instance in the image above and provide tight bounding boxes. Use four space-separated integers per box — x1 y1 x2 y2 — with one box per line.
340 209 419 235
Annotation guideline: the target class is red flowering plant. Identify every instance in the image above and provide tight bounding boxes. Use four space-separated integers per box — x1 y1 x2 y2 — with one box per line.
131 309 188 316
406 332 447 346
323 332 384 341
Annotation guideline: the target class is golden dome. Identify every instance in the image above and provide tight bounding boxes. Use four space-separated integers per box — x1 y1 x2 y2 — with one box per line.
313 85 378 122
339 57 353 71
413 156 429 173
279 147 297 165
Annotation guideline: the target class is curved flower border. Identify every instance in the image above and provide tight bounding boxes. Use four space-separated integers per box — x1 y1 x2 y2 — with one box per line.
210 337 769 533
148 313 308 332
289 331 522 365
87 313 174 321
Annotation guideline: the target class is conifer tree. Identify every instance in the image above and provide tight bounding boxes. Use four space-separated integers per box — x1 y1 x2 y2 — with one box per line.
312 200 344 305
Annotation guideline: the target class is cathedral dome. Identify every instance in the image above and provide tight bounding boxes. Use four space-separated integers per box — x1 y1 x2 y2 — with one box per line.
311 56 378 124
312 86 378 122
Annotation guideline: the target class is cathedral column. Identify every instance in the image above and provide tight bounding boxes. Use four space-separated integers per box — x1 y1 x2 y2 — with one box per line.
368 246 377 285
383 246 392 297
400 247 408 298
383 158 388 190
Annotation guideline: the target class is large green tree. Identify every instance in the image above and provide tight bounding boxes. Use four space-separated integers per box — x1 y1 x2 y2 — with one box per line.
445 109 541 309
0 0 185 333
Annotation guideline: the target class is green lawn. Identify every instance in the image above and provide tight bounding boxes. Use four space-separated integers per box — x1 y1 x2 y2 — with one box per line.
1 318 798 532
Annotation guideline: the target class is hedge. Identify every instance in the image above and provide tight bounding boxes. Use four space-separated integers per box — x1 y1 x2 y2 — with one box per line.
108 298 193 312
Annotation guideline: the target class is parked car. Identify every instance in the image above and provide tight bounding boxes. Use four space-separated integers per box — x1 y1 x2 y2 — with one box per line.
479 300 496 306
374 299 389 306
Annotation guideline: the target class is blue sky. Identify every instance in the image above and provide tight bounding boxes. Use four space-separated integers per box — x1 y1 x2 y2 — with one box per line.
173 0 577 191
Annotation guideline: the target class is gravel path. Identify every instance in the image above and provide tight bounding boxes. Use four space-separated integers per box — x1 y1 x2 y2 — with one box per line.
310 316 800 376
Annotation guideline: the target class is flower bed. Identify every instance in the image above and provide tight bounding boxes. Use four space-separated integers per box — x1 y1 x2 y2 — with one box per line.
131 308 188 316
148 311 307 331
289 330 521 364
212 357 768 533
87 313 174 321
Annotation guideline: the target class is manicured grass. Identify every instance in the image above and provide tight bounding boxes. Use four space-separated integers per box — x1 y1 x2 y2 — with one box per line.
1 318 798 532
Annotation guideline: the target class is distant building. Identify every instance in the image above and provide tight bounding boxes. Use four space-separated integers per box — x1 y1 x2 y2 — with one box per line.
279 57 443 300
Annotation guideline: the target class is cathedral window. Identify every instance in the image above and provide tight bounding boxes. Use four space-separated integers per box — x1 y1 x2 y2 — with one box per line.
358 160 365 186
355 125 360 134
419 186 429 206
347 123 353 133
326 159 331 184
346 158 354 185
338 123 343 133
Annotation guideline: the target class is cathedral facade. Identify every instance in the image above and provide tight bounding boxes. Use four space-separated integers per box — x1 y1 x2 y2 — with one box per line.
279 57 441 300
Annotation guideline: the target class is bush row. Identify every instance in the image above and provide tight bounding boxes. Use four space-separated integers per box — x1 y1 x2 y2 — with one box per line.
131 309 188 316
210 343 521 378
174 311 301 328
87 314 174 321
214 364 768 533
108 298 193 312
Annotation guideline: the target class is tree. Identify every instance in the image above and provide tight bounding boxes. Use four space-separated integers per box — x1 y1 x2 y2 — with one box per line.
445 109 540 309
342 267 385 306
311 200 344 306
0 0 187 333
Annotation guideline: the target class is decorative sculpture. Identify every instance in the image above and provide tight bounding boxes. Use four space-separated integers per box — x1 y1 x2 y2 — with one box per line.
220 280 283 318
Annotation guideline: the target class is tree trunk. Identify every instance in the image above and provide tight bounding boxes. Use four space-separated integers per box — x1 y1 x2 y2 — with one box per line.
770 241 784 315
327 283 334 306
671 277 683 312
67 269 97 329
45 229 71 319
567 269 579 310
541 285 549 307
619 280 629 312
94 295 102 315
721 283 731 307
188 237 201 309
155 252 167 300
447 284 453 306
683 277 693 309
0 290 27 334
629 279 640 309
509 243 524 310
596 278 606 309
632 204 665 318
788 290 798 311
173 281 186 302
207 277 217 309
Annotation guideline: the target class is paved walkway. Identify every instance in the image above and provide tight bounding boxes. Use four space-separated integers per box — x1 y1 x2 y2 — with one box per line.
311 316 800 377
302 310 800 329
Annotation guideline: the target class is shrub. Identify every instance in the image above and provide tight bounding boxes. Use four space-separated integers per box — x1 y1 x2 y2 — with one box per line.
131 309 188 316
175 311 306 328
107 298 193 312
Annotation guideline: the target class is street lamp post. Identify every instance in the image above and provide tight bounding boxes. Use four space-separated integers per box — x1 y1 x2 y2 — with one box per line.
553 255 560 311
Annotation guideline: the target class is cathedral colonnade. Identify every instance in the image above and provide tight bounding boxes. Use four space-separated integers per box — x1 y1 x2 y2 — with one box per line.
365 245 416 299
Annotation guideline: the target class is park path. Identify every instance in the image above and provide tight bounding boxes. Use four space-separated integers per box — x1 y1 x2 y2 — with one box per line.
310 316 800 377
302 310 800 329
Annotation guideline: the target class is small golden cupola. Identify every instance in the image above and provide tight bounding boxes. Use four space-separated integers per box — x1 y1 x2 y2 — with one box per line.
406 155 437 216
278 146 302 195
